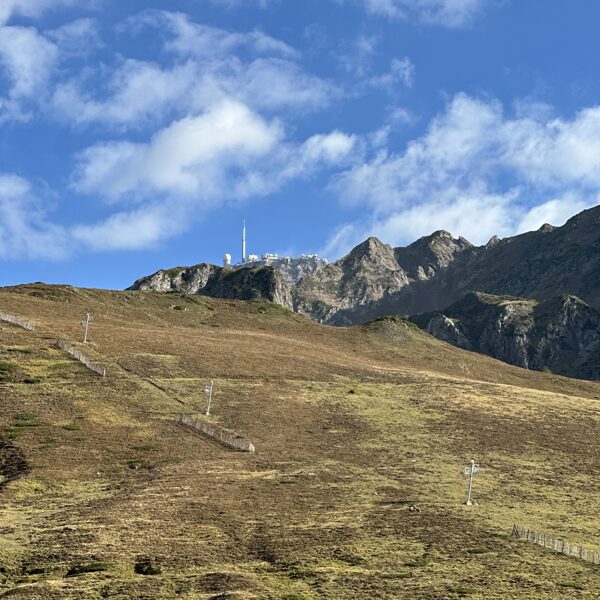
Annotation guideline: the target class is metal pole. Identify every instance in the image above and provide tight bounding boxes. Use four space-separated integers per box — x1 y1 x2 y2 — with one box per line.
206 380 213 416
242 220 246 263
466 459 475 505
83 314 90 343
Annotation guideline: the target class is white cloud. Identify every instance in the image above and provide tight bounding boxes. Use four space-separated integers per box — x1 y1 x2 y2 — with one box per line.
359 0 497 27
0 0 99 26
325 93 600 256
0 25 58 121
0 174 67 259
52 59 197 128
129 10 296 59
365 56 415 90
71 204 187 251
70 100 357 250
517 196 594 233
209 0 277 8
301 131 358 165
53 12 336 128
47 18 102 55
73 100 284 200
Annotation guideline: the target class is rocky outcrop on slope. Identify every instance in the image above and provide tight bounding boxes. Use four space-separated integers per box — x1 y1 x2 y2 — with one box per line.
293 231 475 324
410 292 600 380
293 237 411 325
129 264 293 310
393 230 472 280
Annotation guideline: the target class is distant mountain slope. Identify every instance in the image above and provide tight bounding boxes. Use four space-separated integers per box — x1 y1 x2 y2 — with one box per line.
129 263 293 310
409 292 600 380
294 205 600 324
129 204 600 327
129 205 600 380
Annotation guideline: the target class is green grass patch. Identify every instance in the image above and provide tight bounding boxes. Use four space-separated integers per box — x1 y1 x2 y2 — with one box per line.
53 372 71 379
558 582 584 590
40 438 58 451
448 586 477 596
6 347 33 355
15 413 38 422
134 444 157 452
0 428 22 441
61 423 80 431
66 562 109 577
0 361 15 372
23 377 42 385
466 548 490 555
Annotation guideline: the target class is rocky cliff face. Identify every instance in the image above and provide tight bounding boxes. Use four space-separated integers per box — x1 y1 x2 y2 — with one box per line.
129 263 293 310
293 237 410 325
410 292 600 380
131 205 600 326
293 230 477 324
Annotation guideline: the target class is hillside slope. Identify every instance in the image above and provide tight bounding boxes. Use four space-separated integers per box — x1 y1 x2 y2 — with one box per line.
0 284 599 599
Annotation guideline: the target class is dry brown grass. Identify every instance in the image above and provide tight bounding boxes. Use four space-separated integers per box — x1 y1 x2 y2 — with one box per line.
0 284 598 599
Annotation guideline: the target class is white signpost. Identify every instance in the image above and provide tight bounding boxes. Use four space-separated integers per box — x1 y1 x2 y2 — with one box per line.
204 380 214 416
81 313 93 343
463 459 480 506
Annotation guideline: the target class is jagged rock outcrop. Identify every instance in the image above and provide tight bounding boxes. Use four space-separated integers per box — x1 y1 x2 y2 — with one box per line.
295 204 600 324
130 205 600 327
393 230 472 281
293 237 411 325
410 292 600 380
130 264 219 294
129 263 293 310
293 230 475 324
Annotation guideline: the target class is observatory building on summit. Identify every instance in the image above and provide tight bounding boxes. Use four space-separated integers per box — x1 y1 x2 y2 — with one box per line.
223 221 328 285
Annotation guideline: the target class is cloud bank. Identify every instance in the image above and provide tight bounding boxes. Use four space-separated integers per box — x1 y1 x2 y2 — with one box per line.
324 93 600 256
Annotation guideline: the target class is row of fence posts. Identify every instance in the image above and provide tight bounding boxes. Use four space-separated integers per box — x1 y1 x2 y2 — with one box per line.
175 414 255 453
3 307 258 452
0 312 35 331
57 340 106 377
512 524 600 565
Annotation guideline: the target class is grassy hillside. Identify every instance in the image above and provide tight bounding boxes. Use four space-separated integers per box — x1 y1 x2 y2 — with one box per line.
0 284 599 599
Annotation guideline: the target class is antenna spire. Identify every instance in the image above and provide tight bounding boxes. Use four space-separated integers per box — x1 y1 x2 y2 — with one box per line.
242 220 246 263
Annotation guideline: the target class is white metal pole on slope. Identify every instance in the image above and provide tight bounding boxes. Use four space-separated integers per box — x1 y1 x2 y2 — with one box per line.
466 460 475 505
81 313 93 343
464 459 479 506
205 380 214 416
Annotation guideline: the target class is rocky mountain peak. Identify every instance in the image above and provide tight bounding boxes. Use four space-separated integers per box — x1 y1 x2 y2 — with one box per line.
342 236 398 270
393 230 472 281
348 236 389 256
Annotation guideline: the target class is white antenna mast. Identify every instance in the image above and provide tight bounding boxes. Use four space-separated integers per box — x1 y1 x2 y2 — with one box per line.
242 220 246 263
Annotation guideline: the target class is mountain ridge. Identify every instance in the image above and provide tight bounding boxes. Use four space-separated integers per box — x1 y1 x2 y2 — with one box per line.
129 204 600 378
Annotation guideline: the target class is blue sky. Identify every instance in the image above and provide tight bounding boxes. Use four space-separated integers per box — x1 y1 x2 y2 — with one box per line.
1 0 600 289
